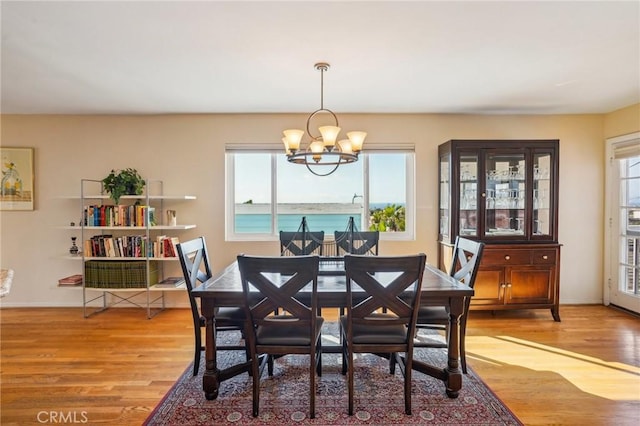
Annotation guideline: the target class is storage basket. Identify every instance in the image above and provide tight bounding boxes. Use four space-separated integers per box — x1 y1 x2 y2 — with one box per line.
84 260 158 288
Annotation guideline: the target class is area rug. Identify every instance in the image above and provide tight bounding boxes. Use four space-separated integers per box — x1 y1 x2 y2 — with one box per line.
144 329 522 425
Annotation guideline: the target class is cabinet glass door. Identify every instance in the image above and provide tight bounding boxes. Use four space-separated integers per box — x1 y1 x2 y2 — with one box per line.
459 154 478 237
533 152 553 237
485 152 525 237
439 154 450 241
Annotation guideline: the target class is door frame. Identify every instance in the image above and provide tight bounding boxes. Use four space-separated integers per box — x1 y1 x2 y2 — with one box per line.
604 131 640 312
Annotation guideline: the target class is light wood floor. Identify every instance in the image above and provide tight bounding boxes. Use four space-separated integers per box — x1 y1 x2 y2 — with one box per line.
1 305 638 425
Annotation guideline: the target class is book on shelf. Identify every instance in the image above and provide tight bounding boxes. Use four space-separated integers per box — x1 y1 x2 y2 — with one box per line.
159 236 180 258
82 204 154 227
155 235 167 257
58 274 83 286
170 237 180 258
154 276 185 288
104 236 116 257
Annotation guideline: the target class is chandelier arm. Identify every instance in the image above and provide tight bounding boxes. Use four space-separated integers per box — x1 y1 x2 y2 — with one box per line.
305 160 342 177
306 108 339 140
287 151 358 166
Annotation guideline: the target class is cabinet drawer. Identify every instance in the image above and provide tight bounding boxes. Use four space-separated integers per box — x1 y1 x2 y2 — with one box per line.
532 249 557 265
482 250 532 265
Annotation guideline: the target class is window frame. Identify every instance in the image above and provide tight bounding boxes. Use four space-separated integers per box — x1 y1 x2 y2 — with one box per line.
225 144 415 242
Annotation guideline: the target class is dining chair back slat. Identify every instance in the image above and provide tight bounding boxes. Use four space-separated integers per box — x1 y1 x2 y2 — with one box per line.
279 231 325 256
334 231 379 256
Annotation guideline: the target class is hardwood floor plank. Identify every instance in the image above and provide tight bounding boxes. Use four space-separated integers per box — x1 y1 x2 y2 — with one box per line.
1 305 638 425
465 305 640 426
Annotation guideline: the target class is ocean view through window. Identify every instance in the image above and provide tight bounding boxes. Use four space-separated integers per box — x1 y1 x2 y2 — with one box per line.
226 147 414 240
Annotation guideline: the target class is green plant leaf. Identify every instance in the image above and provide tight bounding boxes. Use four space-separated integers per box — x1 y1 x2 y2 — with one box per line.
102 168 145 204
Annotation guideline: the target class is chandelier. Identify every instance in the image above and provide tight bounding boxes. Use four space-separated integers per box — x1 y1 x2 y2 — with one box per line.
282 62 367 176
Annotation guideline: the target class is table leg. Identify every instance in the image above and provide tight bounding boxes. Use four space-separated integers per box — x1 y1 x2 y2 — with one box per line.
444 297 464 398
200 301 220 400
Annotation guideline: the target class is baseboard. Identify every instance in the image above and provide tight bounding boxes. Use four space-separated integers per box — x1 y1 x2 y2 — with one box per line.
608 303 640 318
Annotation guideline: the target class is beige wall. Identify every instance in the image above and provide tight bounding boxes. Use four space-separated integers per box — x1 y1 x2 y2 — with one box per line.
1 107 638 308
604 104 640 138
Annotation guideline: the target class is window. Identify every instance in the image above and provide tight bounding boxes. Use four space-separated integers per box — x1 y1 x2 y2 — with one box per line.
225 145 414 241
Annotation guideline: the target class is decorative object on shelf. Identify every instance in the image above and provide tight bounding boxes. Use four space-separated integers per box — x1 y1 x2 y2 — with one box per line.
69 237 79 256
57 274 82 286
101 168 145 204
166 209 177 227
281 62 367 177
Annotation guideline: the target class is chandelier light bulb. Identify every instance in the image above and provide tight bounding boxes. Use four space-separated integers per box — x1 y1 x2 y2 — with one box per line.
347 131 367 152
283 129 304 152
309 140 325 162
282 137 291 154
319 125 341 150
338 139 353 154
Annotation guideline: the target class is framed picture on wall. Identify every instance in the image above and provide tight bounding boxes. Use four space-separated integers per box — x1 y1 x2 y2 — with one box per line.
1 147 34 211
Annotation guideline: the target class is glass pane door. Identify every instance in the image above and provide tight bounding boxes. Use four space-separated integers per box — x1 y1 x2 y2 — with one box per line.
439 154 450 241
533 152 553 236
606 133 640 314
614 155 640 312
485 153 525 237
459 154 478 237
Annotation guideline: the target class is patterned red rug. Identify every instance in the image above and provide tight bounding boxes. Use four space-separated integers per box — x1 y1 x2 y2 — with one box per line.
145 332 522 425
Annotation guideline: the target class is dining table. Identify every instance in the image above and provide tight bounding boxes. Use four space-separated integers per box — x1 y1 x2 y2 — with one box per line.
191 257 474 401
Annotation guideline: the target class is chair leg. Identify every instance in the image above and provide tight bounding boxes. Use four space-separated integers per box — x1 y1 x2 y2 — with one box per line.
341 335 348 375
193 329 202 376
460 316 468 374
251 354 261 417
267 355 274 376
347 351 354 416
403 354 412 415
310 351 316 419
316 340 323 377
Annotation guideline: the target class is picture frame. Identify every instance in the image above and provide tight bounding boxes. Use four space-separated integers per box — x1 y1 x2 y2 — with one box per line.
1 147 35 211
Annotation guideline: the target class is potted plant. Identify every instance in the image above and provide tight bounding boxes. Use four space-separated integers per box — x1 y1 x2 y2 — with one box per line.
102 168 145 204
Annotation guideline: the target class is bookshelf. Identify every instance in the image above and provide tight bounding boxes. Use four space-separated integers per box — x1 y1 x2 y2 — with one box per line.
60 178 196 318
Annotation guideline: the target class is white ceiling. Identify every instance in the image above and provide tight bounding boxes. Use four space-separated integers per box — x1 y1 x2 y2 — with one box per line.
1 1 639 115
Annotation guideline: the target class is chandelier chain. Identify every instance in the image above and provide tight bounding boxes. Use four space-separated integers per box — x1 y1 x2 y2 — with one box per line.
319 64 324 110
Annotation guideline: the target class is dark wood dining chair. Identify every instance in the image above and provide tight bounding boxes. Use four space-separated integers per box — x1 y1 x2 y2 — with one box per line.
335 230 381 316
176 237 247 376
279 231 325 256
237 254 323 419
414 236 484 373
334 230 379 256
340 253 426 416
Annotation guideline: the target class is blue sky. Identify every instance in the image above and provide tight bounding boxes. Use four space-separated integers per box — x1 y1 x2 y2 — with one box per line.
234 153 406 204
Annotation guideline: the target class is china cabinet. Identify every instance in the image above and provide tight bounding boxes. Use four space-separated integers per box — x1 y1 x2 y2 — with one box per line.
438 139 561 321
